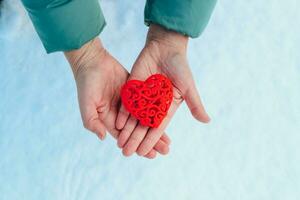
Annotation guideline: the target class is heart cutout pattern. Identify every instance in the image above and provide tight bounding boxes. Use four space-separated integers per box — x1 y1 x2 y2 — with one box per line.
121 74 173 128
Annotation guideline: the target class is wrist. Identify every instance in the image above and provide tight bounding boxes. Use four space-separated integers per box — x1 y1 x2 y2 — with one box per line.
64 38 106 78
146 24 189 52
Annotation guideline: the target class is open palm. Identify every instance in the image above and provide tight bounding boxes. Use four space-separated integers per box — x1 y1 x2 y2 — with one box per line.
116 25 210 156
65 38 170 159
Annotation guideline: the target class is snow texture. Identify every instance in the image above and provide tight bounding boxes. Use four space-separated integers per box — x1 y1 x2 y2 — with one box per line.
0 0 300 199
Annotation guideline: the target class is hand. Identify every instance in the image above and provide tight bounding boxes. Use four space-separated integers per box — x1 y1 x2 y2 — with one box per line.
64 38 170 159
116 24 210 157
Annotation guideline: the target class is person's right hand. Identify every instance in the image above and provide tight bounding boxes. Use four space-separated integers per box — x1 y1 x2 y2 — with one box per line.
64 38 170 159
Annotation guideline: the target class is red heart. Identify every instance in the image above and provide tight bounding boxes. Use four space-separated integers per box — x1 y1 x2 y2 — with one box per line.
121 74 173 128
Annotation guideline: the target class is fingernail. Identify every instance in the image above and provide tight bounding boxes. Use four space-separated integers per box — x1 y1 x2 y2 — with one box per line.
205 112 211 122
99 133 105 141
207 115 211 122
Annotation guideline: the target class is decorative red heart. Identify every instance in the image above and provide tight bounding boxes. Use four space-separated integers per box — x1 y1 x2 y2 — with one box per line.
121 74 173 128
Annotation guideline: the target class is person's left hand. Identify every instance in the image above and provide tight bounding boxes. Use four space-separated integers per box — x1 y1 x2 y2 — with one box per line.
116 24 211 157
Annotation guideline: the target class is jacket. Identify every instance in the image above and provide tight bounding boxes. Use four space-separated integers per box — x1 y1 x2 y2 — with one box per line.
21 0 217 53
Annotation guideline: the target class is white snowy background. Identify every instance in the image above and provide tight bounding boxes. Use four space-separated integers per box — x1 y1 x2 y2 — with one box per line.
1 0 300 199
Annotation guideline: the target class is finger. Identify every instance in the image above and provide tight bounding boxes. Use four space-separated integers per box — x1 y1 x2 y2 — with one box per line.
116 104 130 130
81 104 107 140
153 137 169 155
161 133 171 145
99 106 120 139
184 86 211 123
123 124 149 157
137 101 180 156
144 149 157 159
117 116 138 148
93 120 107 140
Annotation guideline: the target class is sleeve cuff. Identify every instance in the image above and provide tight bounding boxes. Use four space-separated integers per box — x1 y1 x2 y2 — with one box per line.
22 0 106 53
144 0 216 38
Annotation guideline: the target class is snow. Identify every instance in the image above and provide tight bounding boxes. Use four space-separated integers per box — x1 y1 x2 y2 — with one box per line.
1 0 300 199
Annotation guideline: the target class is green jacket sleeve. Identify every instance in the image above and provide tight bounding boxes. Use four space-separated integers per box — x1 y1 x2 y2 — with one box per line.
21 0 106 53
144 0 217 38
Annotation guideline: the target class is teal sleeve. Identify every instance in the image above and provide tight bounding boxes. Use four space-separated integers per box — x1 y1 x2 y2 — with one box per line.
21 0 106 53
144 0 217 38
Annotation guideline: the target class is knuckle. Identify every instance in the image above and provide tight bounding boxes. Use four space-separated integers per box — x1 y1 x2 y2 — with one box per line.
130 135 140 143
143 137 155 147
121 128 131 137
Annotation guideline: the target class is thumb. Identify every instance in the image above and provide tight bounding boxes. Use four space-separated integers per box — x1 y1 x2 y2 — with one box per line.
81 104 107 140
184 85 211 123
